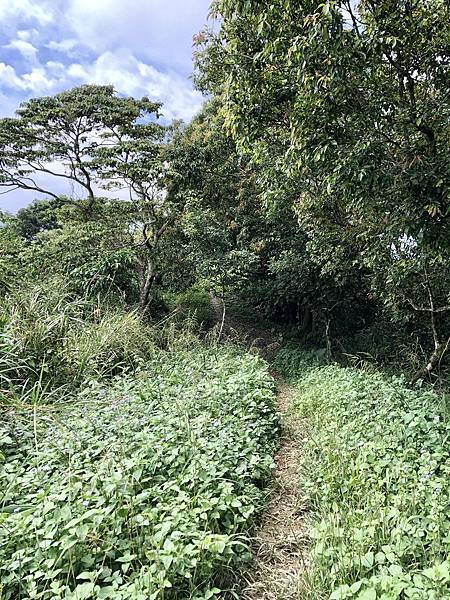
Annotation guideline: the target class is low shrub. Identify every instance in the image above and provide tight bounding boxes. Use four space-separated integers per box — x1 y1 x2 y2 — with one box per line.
291 362 450 599
274 345 326 376
164 284 213 329
0 347 278 599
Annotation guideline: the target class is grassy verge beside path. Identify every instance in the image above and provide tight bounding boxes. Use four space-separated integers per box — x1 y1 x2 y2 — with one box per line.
276 348 450 600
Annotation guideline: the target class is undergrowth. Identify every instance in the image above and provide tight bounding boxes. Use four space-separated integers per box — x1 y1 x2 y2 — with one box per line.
164 283 214 329
0 346 278 599
0 279 209 399
0 280 155 396
276 348 450 600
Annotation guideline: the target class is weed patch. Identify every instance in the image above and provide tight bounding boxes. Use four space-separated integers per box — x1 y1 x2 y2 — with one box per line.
0 347 278 599
290 360 450 599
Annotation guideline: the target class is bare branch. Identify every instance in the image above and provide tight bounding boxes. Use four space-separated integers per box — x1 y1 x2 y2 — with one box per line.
406 297 450 314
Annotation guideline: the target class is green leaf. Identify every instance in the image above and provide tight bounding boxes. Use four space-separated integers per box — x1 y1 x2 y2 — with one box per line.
357 589 377 600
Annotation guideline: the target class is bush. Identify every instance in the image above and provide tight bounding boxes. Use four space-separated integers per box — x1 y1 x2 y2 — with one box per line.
164 284 213 329
290 361 450 599
0 347 278 599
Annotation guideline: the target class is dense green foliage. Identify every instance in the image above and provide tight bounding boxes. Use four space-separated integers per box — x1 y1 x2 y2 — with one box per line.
277 349 450 599
169 100 372 347
193 0 450 378
1 347 277 599
164 284 214 328
0 2 449 597
2 53 449 374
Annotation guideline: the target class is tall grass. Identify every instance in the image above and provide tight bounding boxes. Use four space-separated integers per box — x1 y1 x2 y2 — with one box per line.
0 279 154 398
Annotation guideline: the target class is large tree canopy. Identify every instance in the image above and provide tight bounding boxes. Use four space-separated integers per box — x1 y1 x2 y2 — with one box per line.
195 0 450 374
0 85 165 213
197 0 450 245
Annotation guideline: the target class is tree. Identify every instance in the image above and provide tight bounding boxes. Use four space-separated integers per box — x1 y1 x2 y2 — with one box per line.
20 201 140 303
167 100 372 346
0 85 160 210
166 100 262 293
0 85 175 313
198 1 449 242
13 198 64 240
196 0 450 374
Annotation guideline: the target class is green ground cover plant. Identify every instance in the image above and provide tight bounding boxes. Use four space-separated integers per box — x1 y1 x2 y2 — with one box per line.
164 284 214 329
276 349 450 599
0 347 278 599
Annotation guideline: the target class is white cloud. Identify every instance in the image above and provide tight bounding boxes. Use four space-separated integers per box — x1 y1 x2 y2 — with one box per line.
0 0 209 122
0 63 25 89
66 50 203 121
0 0 54 25
4 39 38 62
0 48 203 121
65 63 86 79
0 63 56 94
47 39 79 54
21 67 55 93
66 0 209 73
17 29 39 41
44 61 66 74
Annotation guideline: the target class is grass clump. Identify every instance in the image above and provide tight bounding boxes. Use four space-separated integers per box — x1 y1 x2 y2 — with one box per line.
0 347 278 599
282 354 450 599
0 280 155 396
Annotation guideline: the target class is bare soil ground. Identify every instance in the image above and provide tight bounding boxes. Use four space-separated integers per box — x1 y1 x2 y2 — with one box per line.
239 381 308 600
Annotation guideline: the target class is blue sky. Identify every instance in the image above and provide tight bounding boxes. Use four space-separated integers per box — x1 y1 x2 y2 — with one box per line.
0 0 211 212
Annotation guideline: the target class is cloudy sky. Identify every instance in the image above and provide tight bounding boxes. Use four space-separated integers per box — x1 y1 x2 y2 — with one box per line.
0 0 211 212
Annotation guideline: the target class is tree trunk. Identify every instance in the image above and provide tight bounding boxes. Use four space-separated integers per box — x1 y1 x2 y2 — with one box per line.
299 302 312 333
139 257 155 314
409 266 450 384
325 316 332 362
410 337 450 384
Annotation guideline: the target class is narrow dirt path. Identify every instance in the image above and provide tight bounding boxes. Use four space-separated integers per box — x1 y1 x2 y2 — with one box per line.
209 292 307 598
240 381 307 600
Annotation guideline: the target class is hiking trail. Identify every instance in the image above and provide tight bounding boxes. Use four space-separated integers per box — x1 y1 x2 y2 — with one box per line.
210 292 308 599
